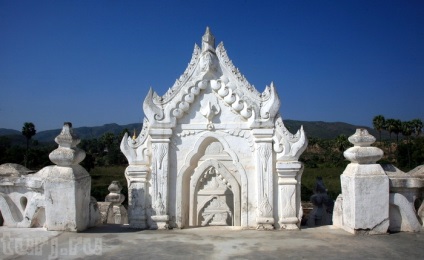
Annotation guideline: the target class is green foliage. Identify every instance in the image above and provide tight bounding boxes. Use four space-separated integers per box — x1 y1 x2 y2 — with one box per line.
371 115 424 169
1 117 422 206
401 121 414 139
0 136 12 163
33 123 142 143
22 122 37 167
396 137 424 171
392 119 402 143
301 167 343 201
384 118 403 143
412 118 423 137
90 166 128 205
0 142 54 170
78 132 127 167
0 145 25 165
300 135 351 169
299 137 349 201
385 119 396 140
373 115 385 142
21 122 36 142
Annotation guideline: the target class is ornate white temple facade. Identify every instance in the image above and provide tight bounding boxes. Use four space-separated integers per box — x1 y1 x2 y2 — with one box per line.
120 28 308 230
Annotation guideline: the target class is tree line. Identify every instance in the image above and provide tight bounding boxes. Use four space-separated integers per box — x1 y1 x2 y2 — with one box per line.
0 122 129 171
372 115 422 143
372 115 423 170
1 118 423 172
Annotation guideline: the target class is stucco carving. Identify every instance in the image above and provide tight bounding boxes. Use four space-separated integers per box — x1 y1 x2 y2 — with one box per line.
0 123 97 231
273 116 308 161
121 27 307 230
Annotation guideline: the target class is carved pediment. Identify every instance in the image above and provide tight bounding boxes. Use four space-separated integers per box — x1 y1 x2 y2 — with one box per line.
198 167 232 194
273 115 308 161
142 27 281 128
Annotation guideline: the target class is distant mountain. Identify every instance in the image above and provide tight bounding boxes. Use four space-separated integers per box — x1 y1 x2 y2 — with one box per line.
33 123 143 143
283 120 383 139
0 120 384 144
0 129 27 146
0 128 21 136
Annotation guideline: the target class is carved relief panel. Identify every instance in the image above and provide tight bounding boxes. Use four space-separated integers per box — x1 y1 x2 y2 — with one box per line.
196 167 233 226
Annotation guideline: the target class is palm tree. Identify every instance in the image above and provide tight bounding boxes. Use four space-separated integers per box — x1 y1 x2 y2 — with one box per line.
411 118 423 137
372 115 385 143
385 119 396 141
401 121 414 169
100 132 116 153
392 119 402 144
21 122 36 167
401 121 414 143
334 134 350 152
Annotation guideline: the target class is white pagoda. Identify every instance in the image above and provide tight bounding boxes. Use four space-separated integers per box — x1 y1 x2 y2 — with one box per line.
120 28 307 230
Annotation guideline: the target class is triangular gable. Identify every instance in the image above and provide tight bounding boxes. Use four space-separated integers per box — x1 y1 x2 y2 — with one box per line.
143 27 280 129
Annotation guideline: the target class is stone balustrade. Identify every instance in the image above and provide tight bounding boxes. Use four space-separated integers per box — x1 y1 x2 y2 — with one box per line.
333 129 424 234
98 181 128 225
0 123 99 231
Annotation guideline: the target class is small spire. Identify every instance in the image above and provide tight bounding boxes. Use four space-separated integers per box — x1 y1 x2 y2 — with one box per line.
132 129 137 140
49 122 85 166
202 26 215 52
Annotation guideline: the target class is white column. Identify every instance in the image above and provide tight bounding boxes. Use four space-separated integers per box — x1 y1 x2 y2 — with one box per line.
45 123 91 231
149 128 172 229
340 129 389 234
125 165 149 229
252 129 275 230
277 162 303 230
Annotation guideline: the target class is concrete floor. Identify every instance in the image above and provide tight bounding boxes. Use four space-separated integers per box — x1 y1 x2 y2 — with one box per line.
1 225 424 259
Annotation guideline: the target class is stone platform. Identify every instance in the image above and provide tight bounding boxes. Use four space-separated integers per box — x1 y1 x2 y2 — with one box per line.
1 225 423 259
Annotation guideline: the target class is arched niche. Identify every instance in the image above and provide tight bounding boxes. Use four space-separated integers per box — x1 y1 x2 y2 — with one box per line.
190 159 241 226
176 131 248 228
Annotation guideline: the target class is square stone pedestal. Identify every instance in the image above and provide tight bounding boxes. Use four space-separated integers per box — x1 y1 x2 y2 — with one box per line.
44 165 91 231
341 164 389 234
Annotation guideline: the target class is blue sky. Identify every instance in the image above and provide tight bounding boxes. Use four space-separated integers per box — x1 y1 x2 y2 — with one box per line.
1 0 423 131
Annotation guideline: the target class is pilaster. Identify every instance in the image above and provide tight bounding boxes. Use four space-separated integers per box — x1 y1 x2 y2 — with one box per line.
149 128 172 229
125 165 149 228
276 162 303 230
252 128 275 230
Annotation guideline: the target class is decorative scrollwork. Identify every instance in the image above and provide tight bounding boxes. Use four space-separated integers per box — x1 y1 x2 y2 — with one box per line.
153 44 201 105
273 115 308 161
259 194 273 218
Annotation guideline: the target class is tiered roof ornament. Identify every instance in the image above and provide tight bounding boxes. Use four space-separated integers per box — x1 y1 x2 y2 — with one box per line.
143 27 283 129
121 27 308 230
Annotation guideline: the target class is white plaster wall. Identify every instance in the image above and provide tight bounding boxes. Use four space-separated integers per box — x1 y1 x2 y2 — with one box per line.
168 89 259 228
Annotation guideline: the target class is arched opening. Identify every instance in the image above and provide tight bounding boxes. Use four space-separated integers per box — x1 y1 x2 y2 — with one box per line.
176 132 248 228
191 164 238 226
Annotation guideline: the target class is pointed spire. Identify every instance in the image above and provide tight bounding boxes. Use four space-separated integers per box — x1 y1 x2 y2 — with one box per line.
202 26 215 52
132 128 137 140
49 122 86 166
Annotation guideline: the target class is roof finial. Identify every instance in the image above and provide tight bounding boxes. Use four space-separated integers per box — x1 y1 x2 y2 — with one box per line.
202 26 215 52
132 128 137 140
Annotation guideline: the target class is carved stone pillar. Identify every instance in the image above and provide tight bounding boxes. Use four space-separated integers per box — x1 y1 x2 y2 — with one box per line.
149 128 172 229
45 123 91 231
339 129 389 234
125 165 149 228
277 162 303 230
252 129 275 230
